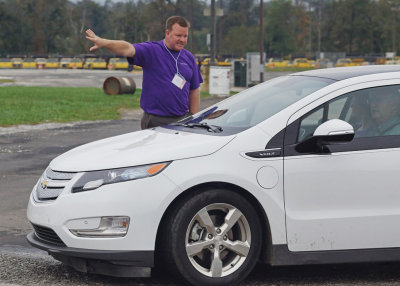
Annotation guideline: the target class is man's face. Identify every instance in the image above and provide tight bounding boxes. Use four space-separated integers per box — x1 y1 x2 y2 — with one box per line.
369 91 399 124
165 23 188 51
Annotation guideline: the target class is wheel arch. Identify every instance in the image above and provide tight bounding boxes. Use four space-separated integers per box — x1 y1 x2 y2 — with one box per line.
154 181 273 265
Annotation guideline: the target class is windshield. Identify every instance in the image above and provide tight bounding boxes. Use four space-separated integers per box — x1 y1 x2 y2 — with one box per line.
171 75 335 135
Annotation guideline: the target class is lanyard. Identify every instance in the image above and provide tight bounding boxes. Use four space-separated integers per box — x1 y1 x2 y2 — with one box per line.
163 40 182 75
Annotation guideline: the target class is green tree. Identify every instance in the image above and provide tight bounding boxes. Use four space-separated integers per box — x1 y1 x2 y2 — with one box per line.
220 25 258 57
264 0 297 56
323 0 375 54
218 0 257 57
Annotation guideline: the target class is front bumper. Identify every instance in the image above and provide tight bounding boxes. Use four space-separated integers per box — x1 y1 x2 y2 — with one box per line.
27 173 178 250
27 232 153 277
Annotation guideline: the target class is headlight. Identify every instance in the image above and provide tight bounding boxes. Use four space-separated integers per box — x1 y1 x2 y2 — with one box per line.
72 162 170 193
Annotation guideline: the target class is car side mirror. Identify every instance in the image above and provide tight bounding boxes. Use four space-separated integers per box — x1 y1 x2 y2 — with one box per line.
295 119 354 153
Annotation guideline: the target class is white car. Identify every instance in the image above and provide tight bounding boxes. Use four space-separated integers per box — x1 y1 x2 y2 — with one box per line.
27 65 400 285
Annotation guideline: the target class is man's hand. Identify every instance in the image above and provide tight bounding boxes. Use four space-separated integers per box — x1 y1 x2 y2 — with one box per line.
86 29 104 52
85 29 135 57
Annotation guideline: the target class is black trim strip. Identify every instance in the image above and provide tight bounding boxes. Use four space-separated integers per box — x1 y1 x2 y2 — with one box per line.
27 232 154 267
245 149 282 158
272 244 400 266
285 135 400 157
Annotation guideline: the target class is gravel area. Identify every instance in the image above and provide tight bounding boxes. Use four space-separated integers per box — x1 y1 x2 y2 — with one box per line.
0 245 179 286
3 245 400 286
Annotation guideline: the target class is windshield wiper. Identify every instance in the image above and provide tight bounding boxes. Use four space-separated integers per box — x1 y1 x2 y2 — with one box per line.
174 122 223 133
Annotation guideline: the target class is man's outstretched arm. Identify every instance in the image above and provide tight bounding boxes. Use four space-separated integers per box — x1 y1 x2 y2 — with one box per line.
85 29 135 58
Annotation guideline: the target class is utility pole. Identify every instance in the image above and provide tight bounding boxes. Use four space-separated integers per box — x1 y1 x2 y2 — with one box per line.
189 0 194 52
260 0 264 82
317 0 322 55
389 0 400 55
210 0 217 65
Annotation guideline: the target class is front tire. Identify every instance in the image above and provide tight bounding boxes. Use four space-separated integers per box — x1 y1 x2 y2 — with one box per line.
161 188 262 286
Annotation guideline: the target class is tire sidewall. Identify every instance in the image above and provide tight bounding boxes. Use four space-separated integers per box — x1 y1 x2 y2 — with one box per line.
169 188 262 286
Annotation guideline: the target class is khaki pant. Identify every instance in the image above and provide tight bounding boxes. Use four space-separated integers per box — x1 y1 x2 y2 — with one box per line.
141 111 191 129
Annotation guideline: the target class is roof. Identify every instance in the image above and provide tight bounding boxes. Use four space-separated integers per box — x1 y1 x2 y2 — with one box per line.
293 65 400 81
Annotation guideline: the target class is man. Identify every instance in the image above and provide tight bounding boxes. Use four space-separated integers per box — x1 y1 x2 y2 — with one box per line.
368 85 400 136
86 16 203 129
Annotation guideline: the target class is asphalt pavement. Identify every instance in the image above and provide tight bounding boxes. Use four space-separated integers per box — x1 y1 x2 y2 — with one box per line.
0 68 144 88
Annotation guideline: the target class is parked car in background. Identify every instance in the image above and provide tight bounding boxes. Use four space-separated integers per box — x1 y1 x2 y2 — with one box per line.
291 58 312 68
45 58 59 69
68 58 83 69
60 58 71 69
351 58 369 66
22 58 36 69
35 58 47 69
385 59 400 65
217 59 232 66
266 58 290 68
108 57 129 70
198 57 231 67
89 58 107 69
335 58 357 67
26 65 400 286
199 57 211 65
83 58 96 69
11 58 23 68
0 58 12 68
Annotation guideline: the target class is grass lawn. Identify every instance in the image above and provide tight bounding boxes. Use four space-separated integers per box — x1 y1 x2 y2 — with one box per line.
0 86 217 127
0 86 142 127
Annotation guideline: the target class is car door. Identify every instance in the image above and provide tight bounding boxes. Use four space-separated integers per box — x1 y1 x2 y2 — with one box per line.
284 84 400 252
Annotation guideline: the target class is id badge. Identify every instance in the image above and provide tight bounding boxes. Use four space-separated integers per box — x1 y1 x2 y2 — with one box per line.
172 73 186 90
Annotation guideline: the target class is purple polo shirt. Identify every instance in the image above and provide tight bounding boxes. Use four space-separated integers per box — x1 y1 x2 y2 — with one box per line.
127 40 203 117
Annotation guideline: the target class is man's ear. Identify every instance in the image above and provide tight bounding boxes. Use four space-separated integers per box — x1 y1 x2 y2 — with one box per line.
165 29 170 37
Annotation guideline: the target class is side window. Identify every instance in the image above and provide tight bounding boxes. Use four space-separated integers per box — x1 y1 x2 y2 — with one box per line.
344 90 372 138
334 85 400 138
298 107 324 142
297 85 400 143
298 92 362 143
288 85 400 155
327 96 350 121
367 85 400 136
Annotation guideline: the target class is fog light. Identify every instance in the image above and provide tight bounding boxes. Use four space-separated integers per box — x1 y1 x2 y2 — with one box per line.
69 216 130 238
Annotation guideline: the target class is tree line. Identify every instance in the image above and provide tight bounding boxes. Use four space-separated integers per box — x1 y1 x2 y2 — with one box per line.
1 0 400 59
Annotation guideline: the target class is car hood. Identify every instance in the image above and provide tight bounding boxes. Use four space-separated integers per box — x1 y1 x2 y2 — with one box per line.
50 127 235 172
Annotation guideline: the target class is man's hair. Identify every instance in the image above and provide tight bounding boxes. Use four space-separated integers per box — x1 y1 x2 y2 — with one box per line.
166 16 190 30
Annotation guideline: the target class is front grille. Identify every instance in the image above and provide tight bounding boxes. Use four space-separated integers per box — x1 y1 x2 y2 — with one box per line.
36 168 76 201
32 224 66 246
46 168 76 180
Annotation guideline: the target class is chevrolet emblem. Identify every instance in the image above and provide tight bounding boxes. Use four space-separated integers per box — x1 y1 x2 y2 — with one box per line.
41 179 48 189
